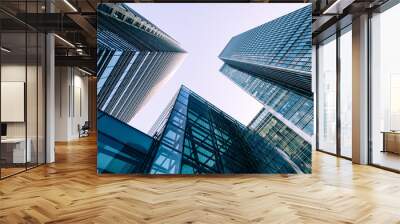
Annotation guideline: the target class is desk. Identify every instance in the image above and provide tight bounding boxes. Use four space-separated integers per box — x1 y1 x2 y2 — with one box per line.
1 138 31 163
382 131 400 154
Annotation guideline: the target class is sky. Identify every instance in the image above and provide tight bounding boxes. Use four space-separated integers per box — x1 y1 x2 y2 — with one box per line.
128 3 309 134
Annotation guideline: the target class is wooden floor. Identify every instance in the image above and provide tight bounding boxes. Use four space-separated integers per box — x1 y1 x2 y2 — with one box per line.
1 135 400 224
1 167 26 178
372 150 400 171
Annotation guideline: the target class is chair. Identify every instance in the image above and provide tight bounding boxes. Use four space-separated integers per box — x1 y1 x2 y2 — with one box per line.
78 121 90 138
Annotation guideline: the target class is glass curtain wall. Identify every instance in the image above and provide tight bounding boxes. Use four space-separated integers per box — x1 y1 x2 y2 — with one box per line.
0 28 28 177
0 1 46 179
370 3 400 171
317 25 353 159
317 35 337 154
339 26 352 158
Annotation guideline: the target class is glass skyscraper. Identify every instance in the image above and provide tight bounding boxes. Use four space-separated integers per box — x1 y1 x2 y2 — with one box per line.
97 110 156 174
97 4 313 174
96 3 186 123
219 5 312 173
98 86 303 174
219 5 312 96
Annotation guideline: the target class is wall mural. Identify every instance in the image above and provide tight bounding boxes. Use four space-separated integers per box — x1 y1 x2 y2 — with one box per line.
97 3 313 174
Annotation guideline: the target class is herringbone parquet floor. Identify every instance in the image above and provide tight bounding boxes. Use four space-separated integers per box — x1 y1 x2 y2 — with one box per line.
1 135 400 224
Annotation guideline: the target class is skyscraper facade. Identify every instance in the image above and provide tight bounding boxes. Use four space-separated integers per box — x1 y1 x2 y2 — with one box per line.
98 86 304 174
97 3 186 123
219 5 312 96
219 5 312 173
97 110 156 174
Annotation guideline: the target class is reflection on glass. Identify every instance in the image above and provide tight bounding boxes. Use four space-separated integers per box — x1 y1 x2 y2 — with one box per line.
1 32 27 177
318 36 337 154
371 4 400 171
27 32 38 169
340 28 352 158
0 1 47 178
150 88 189 174
38 33 46 165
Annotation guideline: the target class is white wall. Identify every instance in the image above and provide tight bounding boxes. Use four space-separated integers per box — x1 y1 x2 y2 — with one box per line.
1 65 40 137
1 65 26 140
55 66 69 141
72 72 89 138
1 82 25 122
55 66 89 141
1 63 46 164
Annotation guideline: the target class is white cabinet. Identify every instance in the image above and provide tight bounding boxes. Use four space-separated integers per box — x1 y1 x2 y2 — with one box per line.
1 138 31 163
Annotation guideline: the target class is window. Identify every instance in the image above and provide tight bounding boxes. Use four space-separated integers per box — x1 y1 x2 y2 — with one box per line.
317 35 337 154
0 2 46 179
370 4 400 171
339 26 352 158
